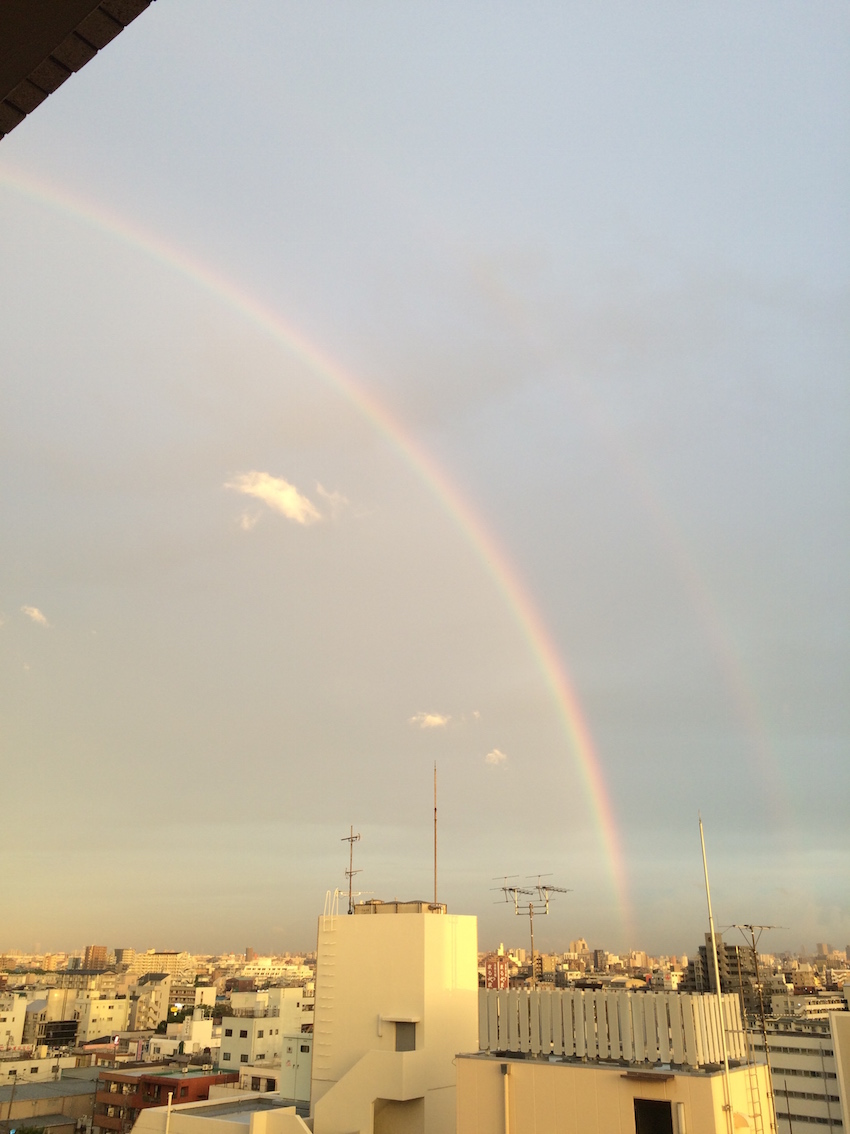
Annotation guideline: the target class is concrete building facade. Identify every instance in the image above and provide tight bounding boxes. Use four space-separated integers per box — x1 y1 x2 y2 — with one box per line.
310 898 479 1134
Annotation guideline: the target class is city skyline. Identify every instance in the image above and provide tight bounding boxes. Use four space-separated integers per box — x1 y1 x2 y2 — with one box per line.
0 2 847 954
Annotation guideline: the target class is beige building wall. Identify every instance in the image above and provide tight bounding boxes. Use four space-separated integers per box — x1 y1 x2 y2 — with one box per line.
0 994 27 1048
131 1094 310 1134
456 1055 772 1134
75 997 130 1042
310 906 479 1134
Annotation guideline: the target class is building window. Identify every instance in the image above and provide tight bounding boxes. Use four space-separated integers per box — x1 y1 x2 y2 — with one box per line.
251 1078 260 1091
222 1053 231 1061
264 1080 275 1093
395 1022 415 1052
179 1088 188 1098
239 1030 248 1039
634 1099 674 1134
300 1045 309 1053
30 1067 38 1074
240 1055 249 1064
225 1028 232 1037
257 1030 263 1038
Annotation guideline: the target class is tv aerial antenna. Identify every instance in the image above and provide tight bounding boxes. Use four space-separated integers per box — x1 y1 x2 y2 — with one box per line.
729 919 782 1129
493 873 570 988
341 826 361 914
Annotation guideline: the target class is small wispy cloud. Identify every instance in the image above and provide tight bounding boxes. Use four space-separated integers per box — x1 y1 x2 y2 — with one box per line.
21 606 50 628
485 748 507 766
316 483 349 519
409 712 450 729
239 512 261 532
225 471 322 526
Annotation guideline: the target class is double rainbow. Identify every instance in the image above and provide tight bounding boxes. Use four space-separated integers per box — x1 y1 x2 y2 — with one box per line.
0 165 632 934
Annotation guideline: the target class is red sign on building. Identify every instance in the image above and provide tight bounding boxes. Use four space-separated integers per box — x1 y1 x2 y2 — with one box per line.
485 956 509 989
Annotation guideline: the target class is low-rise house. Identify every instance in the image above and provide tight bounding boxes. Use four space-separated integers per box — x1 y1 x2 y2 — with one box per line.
0 1074 97 1134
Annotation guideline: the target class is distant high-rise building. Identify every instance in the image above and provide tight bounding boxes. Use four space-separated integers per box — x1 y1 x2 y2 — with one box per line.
682 933 763 1016
115 948 136 967
84 944 108 970
245 947 256 962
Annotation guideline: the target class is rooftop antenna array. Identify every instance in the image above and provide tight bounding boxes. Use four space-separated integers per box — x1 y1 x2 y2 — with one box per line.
729 921 781 1134
341 825 361 915
494 874 570 988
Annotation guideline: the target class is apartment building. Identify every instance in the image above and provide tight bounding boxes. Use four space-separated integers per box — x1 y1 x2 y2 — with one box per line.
0 994 27 1049
220 988 314 1070
75 999 130 1043
91 1066 238 1134
128 953 195 981
752 1014 850 1132
129 976 171 1032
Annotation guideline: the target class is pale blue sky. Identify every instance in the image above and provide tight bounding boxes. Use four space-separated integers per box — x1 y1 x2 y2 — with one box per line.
0 1 847 956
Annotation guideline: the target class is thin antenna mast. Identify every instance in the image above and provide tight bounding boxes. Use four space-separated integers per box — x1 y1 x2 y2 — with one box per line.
699 814 734 1134
433 762 438 908
341 825 361 915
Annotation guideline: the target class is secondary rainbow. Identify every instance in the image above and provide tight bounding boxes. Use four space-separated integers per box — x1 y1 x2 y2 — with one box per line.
0 164 633 935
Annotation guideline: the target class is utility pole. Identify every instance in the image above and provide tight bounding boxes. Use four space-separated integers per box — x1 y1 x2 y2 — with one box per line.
341 826 361 915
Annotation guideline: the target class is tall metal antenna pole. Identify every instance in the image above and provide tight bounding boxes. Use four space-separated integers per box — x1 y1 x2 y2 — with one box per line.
699 814 734 1134
732 923 779 1134
434 762 438 908
341 826 361 915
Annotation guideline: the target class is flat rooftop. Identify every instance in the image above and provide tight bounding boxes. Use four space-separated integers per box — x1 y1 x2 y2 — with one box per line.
186 1099 296 1124
353 899 447 915
100 1066 228 1081
0 1079 95 1104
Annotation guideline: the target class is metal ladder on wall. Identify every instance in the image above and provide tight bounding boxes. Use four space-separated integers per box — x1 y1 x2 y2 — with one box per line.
745 1058 766 1134
312 890 340 1075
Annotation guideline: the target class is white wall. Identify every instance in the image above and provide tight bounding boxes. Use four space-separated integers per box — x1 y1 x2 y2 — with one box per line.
310 909 478 1134
0 995 27 1048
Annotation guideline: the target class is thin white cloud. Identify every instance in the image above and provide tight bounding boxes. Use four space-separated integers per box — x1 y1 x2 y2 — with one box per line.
409 712 450 729
225 471 322 526
485 748 507 766
316 483 349 519
21 606 50 628
239 512 261 532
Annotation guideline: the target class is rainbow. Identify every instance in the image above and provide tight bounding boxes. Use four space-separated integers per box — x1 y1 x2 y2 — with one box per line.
0 164 633 934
